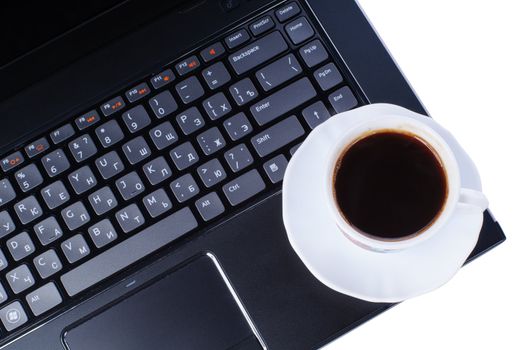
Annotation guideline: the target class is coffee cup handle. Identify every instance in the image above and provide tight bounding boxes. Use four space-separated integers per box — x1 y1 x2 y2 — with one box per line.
458 188 489 211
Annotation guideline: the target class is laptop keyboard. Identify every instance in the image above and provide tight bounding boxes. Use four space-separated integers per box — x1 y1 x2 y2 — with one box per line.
0 1 360 337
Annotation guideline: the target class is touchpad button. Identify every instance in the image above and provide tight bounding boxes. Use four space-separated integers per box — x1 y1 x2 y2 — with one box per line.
63 254 263 350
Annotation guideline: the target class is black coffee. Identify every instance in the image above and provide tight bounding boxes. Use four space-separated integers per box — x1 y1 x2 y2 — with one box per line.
333 131 447 240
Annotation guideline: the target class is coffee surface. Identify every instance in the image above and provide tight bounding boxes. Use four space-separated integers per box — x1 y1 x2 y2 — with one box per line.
333 131 447 239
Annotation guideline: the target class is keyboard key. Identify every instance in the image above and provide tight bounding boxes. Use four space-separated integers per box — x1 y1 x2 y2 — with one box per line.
251 115 305 157
224 112 253 141
69 134 98 162
176 107 206 135
122 136 151 165
228 31 288 75
88 186 118 215
250 16 275 36
285 17 314 44
61 234 91 263
263 154 288 183
149 90 178 118
7 232 35 261
143 189 173 218
61 201 91 230
195 192 225 221
115 204 145 233
203 92 232 120
302 101 331 129
0 251 7 271
50 124 75 144
290 143 302 156
101 96 126 117
14 196 43 224
225 29 250 49
276 2 301 22
122 105 151 133
299 39 328 68
34 217 63 246
175 56 201 76
41 149 70 177
41 180 70 209
170 142 199 170
26 282 62 316
149 121 179 150
0 301 28 331
96 151 124 179
0 179 16 207
126 82 151 103
328 86 358 113
34 250 63 279
256 53 302 91
175 76 205 104
150 69 175 89
6 265 34 294
229 78 259 106
202 62 231 90
0 282 6 304
314 63 343 91
15 163 43 192
250 77 316 125
61 207 197 297
171 174 200 203
0 211 15 238
25 137 50 158
197 159 227 188
75 110 100 130
224 144 254 172
222 169 266 206
96 120 125 148
197 127 226 155
200 42 225 63
143 156 172 185
68 166 97 194
116 172 145 201
1 151 24 172
88 219 118 248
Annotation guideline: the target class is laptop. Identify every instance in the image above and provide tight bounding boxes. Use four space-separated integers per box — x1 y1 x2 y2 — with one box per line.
0 1 506 349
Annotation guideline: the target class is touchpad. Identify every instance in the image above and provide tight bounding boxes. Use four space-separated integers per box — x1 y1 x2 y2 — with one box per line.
63 254 263 350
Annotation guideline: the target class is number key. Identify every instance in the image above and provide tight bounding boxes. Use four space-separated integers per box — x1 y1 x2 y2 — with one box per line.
0 179 16 207
14 164 43 192
96 120 124 148
69 134 98 162
148 91 178 118
122 105 151 133
41 149 70 177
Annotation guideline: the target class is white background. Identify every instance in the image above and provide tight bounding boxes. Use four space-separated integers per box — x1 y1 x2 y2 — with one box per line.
324 0 526 349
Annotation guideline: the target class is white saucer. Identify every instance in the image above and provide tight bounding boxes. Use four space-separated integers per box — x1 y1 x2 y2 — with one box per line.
283 104 485 303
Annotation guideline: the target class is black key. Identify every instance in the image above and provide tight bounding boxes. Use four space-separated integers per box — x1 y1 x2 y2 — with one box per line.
50 124 75 144
175 56 200 76
224 144 254 172
41 181 70 209
200 42 225 63
149 90 178 119
299 40 328 68
116 172 145 201
68 166 97 194
142 156 172 185
126 82 151 103
302 101 331 129
15 195 43 223
202 62 231 90
0 179 16 207
1 151 24 172
41 149 70 177
175 76 204 104
250 77 316 125
150 69 175 89
256 53 302 91
95 151 124 179
222 169 265 206
170 174 200 203
225 29 250 49
329 86 358 113
176 107 206 135
25 137 50 158
122 136 151 165
229 78 259 106
251 116 305 157
202 93 232 120
100 96 126 117
75 110 100 130
224 112 253 141
122 105 151 133
195 192 225 221
285 17 314 44
170 142 199 170
276 2 301 22
197 159 226 188
115 204 145 233
314 63 343 91
197 127 226 155
228 31 288 75
15 164 43 192
61 207 197 296
96 120 125 148
149 121 178 150
68 134 98 162
263 154 288 183
250 16 275 36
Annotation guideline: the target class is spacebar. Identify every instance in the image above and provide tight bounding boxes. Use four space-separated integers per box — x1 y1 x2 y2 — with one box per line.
61 207 198 297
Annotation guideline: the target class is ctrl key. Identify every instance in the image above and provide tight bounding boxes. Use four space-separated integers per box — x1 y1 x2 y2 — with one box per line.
0 301 28 331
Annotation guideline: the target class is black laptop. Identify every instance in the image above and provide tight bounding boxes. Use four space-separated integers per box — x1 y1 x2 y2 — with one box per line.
0 1 505 349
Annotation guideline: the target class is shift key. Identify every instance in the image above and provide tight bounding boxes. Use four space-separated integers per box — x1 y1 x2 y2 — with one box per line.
251 116 305 157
